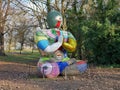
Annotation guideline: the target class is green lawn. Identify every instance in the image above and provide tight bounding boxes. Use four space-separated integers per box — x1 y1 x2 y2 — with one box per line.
0 50 119 68
0 51 40 65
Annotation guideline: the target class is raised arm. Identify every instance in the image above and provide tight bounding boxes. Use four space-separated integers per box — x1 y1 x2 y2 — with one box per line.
34 31 63 53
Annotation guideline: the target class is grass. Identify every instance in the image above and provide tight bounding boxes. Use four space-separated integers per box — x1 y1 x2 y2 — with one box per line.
0 50 40 65
1 50 119 68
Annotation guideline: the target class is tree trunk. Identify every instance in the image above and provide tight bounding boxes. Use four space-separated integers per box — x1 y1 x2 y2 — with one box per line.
47 0 51 12
61 0 67 30
0 32 5 56
19 42 24 54
8 32 12 52
8 39 12 52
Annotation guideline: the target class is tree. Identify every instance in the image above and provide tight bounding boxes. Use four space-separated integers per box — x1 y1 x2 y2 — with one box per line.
0 0 10 56
82 0 120 65
66 0 87 59
65 0 120 66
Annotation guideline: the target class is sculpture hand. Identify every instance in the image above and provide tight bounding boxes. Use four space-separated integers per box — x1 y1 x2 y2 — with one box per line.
44 35 63 53
62 38 77 52
58 35 63 44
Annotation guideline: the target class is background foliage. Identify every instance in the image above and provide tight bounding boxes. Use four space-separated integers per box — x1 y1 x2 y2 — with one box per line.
66 0 120 65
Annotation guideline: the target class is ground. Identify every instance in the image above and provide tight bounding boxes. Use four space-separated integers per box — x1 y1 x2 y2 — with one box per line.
0 61 120 90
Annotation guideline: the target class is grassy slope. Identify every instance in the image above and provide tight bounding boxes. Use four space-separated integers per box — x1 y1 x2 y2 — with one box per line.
0 50 119 68
0 51 40 65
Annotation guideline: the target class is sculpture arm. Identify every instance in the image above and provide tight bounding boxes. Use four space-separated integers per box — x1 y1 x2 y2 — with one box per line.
34 31 63 53
62 32 77 52
44 35 63 52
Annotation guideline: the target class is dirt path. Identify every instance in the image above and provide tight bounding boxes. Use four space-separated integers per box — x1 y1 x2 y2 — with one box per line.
0 61 120 90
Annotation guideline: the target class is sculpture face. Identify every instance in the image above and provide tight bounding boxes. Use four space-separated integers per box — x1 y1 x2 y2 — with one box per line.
54 50 64 61
47 10 62 28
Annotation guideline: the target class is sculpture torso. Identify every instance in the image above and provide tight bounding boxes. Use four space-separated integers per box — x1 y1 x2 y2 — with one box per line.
35 28 75 59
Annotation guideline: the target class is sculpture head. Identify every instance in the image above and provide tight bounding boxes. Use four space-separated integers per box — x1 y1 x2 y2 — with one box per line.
54 50 64 61
47 10 62 28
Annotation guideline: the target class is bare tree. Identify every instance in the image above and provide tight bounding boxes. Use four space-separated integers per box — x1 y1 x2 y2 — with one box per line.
13 12 34 54
0 0 10 56
5 25 14 52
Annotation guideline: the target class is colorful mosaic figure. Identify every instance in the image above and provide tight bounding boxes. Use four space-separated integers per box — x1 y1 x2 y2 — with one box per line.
35 10 87 78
